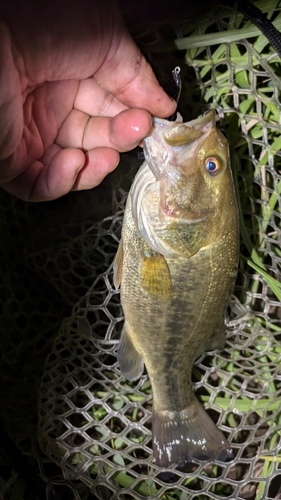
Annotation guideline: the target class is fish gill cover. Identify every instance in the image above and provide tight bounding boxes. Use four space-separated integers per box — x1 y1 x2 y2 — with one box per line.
0 1 281 499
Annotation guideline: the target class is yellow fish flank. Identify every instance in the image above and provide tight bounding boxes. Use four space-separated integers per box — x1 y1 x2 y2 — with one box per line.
113 110 239 467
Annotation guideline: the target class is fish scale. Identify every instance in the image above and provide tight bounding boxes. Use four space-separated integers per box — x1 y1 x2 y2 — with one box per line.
113 109 239 467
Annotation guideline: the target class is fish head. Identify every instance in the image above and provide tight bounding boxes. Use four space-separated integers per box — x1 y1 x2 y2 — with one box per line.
140 110 237 257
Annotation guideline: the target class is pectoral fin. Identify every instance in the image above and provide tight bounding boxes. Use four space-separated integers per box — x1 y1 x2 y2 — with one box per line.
118 323 144 381
141 253 172 297
113 238 123 289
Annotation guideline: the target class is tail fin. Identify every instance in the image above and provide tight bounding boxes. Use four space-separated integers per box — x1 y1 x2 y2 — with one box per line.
152 398 233 467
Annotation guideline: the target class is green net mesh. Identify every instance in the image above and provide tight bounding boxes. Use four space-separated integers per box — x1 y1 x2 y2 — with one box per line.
1 1 281 499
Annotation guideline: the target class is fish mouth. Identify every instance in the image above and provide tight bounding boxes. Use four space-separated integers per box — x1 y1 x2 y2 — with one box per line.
143 110 217 181
163 109 216 147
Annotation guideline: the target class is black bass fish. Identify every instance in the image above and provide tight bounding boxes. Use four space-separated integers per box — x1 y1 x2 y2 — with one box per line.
113 110 239 467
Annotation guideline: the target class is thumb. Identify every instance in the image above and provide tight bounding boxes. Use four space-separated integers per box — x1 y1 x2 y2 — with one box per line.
95 28 176 118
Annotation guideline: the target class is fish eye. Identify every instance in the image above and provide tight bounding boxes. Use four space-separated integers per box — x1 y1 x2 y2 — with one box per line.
205 157 221 176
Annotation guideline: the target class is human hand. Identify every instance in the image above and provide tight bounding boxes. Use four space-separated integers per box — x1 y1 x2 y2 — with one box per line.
0 0 176 201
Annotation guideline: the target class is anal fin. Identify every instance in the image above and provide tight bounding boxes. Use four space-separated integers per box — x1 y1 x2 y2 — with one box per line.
118 323 144 381
152 397 233 467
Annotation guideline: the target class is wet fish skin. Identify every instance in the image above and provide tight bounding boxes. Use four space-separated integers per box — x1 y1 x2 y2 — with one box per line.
114 110 239 467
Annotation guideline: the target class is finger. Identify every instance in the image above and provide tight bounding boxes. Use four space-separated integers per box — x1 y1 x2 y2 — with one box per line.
2 148 85 201
74 78 128 117
2 146 121 201
56 108 152 152
73 147 120 191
